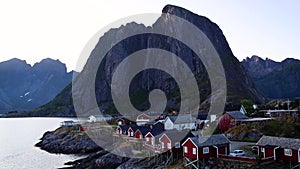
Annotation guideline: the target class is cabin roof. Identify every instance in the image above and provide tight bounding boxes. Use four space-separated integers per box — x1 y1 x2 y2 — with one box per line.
119 124 137 131
237 118 273 122
89 114 112 118
162 130 192 143
189 134 230 147
256 135 300 150
136 126 151 135
167 114 196 124
128 125 139 132
147 128 165 136
226 111 248 119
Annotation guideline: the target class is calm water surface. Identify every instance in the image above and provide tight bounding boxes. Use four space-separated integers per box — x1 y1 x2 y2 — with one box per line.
0 118 83 169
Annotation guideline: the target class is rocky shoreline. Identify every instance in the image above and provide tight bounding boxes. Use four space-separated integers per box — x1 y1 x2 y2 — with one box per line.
35 126 157 169
35 126 101 154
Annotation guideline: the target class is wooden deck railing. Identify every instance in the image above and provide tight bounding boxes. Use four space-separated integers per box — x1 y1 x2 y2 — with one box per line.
218 154 274 164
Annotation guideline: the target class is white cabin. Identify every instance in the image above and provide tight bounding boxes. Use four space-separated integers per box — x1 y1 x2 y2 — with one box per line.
88 115 112 123
164 114 196 130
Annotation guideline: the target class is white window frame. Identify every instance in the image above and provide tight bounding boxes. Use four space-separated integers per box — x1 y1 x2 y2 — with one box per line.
161 143 164 149
167 143 171 149
146 137 149 142
184 146 188 153
284 149 292 156
203 147 209 154
261 147 265 152
193 148 197 155
175 142 180 148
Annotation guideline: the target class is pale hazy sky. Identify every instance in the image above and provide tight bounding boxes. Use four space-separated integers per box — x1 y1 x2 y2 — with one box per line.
0 0 299 71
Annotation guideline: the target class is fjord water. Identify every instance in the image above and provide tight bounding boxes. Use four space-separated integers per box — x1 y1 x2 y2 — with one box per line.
0 118 82 169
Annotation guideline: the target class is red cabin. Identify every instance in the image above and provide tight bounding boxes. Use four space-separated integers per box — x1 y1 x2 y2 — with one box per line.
134 126 151 139
116 118 127 126
257 135 300 163
126 125 138 137
182 134 230 160
158 130 193 153
218 111 248 131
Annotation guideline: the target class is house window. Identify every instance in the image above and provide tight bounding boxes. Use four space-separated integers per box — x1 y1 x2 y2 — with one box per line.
203 147 209 154
284 149 292 156
261 147 265 152
175 142 180 148
184 146 188 153
167 143 171 149
146 137 149 142
162 143 164 149
139 135 142 139
131 132 133 136
193 148 197 155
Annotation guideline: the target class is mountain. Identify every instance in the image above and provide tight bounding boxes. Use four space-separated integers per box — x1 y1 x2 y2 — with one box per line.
242 55 300 99
22 5 263 117
0 58 74 113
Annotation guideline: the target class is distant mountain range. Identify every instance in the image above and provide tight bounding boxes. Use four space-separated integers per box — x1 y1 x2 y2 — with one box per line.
3 5 299 117
242 55 300 99
0 58 74 113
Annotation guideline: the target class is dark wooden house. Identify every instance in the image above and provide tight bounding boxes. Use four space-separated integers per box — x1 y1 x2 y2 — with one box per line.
256 135 300 163
182 134 230 160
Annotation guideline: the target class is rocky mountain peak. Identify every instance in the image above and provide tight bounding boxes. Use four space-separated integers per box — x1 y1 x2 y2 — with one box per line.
0 58 73 114
242 56 300 99
32 58 67 76
24 4 264 117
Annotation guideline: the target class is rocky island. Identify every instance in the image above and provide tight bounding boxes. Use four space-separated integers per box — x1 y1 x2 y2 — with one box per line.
35 124 159 169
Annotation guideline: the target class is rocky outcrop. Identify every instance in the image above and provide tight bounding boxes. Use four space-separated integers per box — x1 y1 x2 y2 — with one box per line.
29 4 263 117
0 58 74 114
35 126 101 154
242 55 300 99
35 126 161 169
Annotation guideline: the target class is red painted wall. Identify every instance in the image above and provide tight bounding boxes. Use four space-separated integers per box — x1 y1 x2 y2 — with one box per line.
145 134 153 144
265 148 274 158
135 130 142 139
218 113 235 131
276 148 299 163
199 147 217 159
218 147 226 155
128 128 133 136
182 139 197 159
259 146 299 163
160 135 171 149
117 127 121 134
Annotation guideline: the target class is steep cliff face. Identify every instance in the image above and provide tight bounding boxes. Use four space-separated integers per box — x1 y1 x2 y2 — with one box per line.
242 55 300 99
27 5 263 117
0 58 74 113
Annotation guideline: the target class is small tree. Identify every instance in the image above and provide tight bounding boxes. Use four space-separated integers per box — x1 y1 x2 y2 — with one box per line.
241 99 255 116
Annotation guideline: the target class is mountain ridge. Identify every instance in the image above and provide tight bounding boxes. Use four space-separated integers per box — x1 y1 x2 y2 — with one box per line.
0 58 75 113
242 55 300 99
